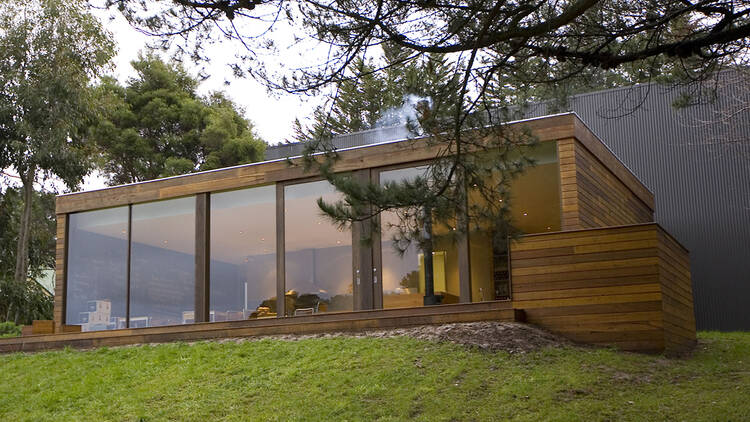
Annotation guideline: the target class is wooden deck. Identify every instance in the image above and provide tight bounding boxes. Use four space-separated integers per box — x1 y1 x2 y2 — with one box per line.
0 301 520 353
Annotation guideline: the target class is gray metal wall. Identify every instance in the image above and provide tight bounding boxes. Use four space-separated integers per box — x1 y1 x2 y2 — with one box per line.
265 83 750 331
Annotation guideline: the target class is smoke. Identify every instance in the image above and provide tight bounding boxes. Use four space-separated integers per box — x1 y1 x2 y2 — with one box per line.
375 94 433 133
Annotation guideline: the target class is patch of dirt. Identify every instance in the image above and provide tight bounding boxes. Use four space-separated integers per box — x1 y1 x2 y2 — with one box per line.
211 321 574 353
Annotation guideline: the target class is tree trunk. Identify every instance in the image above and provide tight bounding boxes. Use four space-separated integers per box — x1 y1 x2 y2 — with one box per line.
14 166 35 284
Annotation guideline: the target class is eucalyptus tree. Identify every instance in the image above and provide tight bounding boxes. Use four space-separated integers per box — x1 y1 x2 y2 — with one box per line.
0 0 115 284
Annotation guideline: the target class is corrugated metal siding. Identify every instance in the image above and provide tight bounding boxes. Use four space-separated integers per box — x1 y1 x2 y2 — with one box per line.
565 83 750 331
265 82 750 330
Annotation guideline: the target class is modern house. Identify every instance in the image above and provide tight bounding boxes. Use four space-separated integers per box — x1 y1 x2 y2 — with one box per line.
267 80 750 332
1 113 696 354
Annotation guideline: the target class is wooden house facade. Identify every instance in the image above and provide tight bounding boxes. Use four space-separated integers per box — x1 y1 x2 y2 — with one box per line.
0 113 696 354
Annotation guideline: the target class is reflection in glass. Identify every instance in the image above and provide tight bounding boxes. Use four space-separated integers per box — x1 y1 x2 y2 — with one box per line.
285 180 352 315
130 197 195 327
379 166 460 308
210 186 276 321
66 207 129 331
469 142 561 302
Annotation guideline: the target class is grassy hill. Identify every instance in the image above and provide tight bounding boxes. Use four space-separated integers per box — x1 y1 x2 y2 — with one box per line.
0 330 748 421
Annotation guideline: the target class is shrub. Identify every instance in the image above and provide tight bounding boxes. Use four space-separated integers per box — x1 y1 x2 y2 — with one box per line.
0 276 53 325
0 321 21 338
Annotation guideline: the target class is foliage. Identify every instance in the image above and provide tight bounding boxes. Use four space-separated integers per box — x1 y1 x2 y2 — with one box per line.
91 55 267 185
0 0 115 188
0 276 53 325
0 0 115 283
0 188 56 280
0 332 748 420
0 321 21 338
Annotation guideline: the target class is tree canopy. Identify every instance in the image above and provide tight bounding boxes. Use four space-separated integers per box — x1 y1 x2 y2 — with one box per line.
0 0 115 283
92 55 267 185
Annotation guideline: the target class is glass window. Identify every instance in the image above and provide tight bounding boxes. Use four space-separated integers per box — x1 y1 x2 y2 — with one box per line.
469 141 561 302
284 180 352 315
129 197 196 327
379 166 461 308
210 186 276 321
65 207 129 331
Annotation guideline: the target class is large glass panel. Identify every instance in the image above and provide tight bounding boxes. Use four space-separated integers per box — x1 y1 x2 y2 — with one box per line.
130 197 195 327
210 186 276 321
379 166 461 308
65 207 129 331
285 180 352 315
470 141 561 302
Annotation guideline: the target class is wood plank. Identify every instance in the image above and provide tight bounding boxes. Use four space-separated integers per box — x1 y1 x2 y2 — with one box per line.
513 292 662 309
276 183 286 317
511 264 659 284
512 248 657 269
57 114 578 214
195 193 210 323
522 301 663 318
0 301 517 353
512 283 661 301
511 257 659 276
513 274 660 293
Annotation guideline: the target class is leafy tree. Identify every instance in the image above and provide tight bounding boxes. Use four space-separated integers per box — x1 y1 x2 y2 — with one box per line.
0 186 56 325
0 0 115 284
92 55 267 185
0 276 53 325
0 188 57 280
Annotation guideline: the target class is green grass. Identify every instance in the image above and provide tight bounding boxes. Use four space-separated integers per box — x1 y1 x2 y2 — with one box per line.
0 332 748 421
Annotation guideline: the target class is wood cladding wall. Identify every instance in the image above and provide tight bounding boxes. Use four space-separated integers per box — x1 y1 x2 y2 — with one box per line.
56 114 581 215
559 119 655 231
658 230 697 352
53 214 66 333
510 223 695 354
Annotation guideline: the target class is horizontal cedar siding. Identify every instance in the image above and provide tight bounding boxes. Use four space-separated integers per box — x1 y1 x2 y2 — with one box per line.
657 229 697 352
557 138 580 230
574 140 653 228
511 224 696 354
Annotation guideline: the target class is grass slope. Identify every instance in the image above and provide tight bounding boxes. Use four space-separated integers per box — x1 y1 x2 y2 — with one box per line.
0 332 748 421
